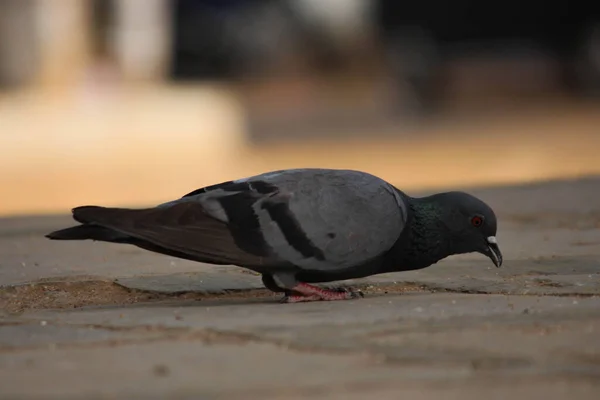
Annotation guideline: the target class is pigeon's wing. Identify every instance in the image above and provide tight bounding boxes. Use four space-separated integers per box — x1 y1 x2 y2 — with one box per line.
72 169 407 272
179 168 409 272
70 202 282 269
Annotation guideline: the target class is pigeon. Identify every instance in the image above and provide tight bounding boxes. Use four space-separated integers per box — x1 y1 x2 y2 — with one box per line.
46 168 502 303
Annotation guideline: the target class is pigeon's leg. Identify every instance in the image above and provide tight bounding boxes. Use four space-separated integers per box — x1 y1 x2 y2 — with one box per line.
286 283 364 302
271 273 363 303
280 294 322 303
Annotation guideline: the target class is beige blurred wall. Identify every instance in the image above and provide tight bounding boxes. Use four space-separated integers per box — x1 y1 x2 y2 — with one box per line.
112 0 171 81
1 1 600 217
2 87 600 217
0 0 171 89
34 0 92 89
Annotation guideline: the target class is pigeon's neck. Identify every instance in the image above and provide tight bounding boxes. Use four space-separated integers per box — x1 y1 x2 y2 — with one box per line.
384 194 454 271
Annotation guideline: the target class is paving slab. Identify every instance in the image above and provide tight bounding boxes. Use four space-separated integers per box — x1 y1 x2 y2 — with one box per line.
0 323 166 350
1 293 599 399
1 177 600 399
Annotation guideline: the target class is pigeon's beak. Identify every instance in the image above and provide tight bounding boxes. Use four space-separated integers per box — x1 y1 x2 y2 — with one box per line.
484 236 503 267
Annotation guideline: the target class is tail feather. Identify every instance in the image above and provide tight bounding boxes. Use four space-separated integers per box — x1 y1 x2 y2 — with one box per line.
71 205 112 224
45 224 128 242
47 205 135 242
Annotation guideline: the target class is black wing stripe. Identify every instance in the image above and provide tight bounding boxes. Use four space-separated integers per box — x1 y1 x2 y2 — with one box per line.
261 201 326 261
217 192 271 256
184 178 325 261
184 179 279 199
183 180 255 197
252 180 326 260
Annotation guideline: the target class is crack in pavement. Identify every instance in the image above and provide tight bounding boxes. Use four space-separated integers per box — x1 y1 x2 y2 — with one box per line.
0 280 426 313
2 277 597 315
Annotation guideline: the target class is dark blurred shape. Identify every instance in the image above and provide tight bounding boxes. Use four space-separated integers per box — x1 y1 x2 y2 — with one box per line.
90 0 115 60
375 0 600 113
170 0 277 80
170 0 245 80
169 0 353 81
167 0 600 142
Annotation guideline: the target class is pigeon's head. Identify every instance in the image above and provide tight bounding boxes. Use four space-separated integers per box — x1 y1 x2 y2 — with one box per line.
437 191 502 268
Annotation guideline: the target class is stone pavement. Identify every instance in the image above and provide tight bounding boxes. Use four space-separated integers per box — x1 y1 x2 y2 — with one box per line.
1 177 600 399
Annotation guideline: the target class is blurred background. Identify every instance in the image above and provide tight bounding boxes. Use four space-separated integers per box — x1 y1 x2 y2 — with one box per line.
1 0 599 216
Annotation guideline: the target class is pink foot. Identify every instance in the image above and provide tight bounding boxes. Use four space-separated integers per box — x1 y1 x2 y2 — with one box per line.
280 294 321 303
280 283 364 303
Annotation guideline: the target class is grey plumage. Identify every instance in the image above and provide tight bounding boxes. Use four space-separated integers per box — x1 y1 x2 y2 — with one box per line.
46 168 502 303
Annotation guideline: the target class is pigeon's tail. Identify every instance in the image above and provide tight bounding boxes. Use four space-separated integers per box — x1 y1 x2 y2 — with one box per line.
46 205 236 265
46 203 269 267
45 206 132 242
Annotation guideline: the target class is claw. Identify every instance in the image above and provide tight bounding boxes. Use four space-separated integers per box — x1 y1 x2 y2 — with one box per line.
332 286 364 299
331 287 349 293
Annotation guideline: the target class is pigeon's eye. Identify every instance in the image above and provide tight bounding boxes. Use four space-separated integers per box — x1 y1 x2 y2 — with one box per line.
471 215 484 227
